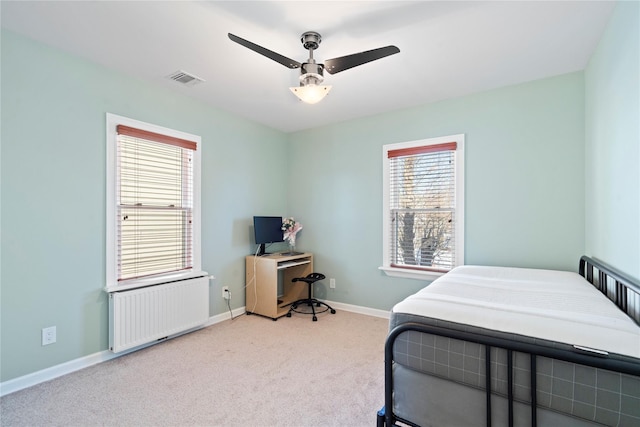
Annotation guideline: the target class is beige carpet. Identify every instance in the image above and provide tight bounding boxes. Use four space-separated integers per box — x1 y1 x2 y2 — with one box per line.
1 309 390 426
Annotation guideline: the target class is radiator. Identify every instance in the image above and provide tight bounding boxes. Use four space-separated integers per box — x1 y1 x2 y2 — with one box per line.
108 276 209 353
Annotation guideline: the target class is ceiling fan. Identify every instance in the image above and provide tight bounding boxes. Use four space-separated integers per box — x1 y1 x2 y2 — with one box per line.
228 31 400 104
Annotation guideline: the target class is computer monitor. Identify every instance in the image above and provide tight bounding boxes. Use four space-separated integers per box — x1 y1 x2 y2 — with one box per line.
253 216 283 256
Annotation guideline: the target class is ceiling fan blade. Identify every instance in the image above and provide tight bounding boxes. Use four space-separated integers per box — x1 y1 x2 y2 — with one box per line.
228 33 301 69
324 45 400 74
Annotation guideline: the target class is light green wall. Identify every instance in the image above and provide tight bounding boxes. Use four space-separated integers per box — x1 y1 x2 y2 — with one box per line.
288 73 586 309
585 1 640 280
1 30 288 382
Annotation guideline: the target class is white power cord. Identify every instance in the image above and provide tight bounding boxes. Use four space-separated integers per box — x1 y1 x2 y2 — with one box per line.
242 244 263 315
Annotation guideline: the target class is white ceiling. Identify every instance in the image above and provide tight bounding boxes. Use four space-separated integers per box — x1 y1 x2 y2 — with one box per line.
1 1 615 133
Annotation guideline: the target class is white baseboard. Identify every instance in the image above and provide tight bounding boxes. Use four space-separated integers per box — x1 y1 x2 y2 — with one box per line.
204 307 246 326
323 300 391 319
0 347 120 398
0 303 386 397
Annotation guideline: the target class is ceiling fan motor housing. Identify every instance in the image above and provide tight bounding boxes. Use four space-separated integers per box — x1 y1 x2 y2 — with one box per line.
300 61 325 85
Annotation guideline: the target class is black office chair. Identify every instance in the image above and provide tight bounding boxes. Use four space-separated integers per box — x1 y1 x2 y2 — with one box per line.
286 273 336 321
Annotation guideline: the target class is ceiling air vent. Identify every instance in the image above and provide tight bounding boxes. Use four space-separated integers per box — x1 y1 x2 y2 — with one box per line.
166 70 205 87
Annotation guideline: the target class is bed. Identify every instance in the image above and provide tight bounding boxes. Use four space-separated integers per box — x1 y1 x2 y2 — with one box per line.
378 256 640 427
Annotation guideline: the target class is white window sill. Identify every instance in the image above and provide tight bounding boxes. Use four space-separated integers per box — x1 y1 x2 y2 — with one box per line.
106 270 210 293
379 266 445 281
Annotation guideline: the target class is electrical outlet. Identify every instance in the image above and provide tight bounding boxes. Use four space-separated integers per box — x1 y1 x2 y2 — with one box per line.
42 326 56 346
330 278 336 289
222 286 230 299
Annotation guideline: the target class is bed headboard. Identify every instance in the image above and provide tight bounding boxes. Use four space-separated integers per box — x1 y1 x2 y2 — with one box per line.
579 255 640 325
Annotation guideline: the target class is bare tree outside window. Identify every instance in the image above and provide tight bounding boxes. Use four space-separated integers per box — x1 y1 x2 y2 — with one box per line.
391 150 455 270
383 135 463 278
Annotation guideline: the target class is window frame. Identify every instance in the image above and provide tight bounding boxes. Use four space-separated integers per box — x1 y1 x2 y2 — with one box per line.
106 113 203 292
380 134 465 281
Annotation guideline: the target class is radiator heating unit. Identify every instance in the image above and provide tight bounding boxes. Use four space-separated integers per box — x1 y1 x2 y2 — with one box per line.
109 276 209 353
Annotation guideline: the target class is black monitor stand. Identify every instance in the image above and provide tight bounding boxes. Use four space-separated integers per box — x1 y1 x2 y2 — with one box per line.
257 243 267 256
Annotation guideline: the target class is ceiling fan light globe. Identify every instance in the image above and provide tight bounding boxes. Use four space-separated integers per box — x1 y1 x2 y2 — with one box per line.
290 85 332 104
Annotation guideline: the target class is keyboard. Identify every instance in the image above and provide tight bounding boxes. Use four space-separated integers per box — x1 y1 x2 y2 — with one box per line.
277 259 310 269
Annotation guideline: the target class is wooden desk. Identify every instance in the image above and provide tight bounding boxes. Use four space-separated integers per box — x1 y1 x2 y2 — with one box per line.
245 252 313 320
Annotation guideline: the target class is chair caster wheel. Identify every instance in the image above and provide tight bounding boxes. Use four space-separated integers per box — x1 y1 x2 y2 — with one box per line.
286 313 292 317
316 302 321 307
330 309 336 314
313 316 318 321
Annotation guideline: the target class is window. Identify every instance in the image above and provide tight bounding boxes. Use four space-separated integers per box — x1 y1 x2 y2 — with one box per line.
106 114 202 290
380 134 464 280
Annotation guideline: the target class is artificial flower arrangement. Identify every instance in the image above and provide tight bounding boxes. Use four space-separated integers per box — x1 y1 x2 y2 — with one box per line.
282 217 303 247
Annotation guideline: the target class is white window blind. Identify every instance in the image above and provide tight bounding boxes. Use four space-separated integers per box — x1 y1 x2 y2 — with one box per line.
116 125 196 281
388 142 458 272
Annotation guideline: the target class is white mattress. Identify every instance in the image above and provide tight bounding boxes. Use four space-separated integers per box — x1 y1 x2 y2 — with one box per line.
392 265 640 358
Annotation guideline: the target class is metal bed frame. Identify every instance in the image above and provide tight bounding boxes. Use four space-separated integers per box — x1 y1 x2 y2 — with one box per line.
378 256 640 427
